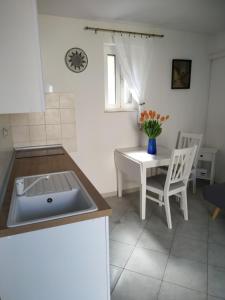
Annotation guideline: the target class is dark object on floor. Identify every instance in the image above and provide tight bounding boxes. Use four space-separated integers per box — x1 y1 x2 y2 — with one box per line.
203 183 225 220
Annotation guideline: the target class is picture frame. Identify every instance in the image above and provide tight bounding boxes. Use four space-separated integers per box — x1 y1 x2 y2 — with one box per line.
171 59 192 89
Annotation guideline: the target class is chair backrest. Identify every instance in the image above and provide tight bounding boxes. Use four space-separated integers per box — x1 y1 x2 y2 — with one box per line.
165 146 197 192
177 132 203 168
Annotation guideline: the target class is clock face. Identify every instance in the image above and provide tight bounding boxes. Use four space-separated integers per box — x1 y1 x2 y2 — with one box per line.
65 48 88 73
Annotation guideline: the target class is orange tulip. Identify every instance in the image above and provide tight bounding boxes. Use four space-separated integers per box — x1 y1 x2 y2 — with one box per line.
160 116 165 122
152 111 156 119
140 116 144 123
144 114 148 121
166 115 169 120
141 112 145 118
157 113 160 120
148 110 152 118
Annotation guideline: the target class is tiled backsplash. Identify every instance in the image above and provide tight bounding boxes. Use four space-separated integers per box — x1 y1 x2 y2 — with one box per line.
10 93 77 152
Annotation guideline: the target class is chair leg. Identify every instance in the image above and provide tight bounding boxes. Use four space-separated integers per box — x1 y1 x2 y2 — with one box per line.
181 190 188 221
164 195 172 229
180 198 183 211
192 172 197 194
159 194 163 207
212 207 221 220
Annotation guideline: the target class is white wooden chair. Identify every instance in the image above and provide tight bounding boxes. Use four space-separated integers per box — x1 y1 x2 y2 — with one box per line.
146 146 197 229
159 132 203 193
177 132 203 193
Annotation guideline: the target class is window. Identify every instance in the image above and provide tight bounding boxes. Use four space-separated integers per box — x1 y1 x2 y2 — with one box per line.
104 45 135 111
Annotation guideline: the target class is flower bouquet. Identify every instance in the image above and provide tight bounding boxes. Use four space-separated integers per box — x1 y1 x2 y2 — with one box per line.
140 110 169 154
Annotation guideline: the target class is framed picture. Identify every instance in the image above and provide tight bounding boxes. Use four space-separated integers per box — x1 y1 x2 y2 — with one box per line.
171 59 192 89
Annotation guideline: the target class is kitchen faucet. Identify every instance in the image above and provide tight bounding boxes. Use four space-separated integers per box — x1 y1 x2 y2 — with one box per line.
16 175 50 196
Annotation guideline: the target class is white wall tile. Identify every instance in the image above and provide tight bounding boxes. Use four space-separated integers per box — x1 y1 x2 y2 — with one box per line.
60 109 75 123
10 114 29 126
60 94 74 108
29 140 47 146
46 124 61 140
13 141 30 148
45 93 60 108
28 112 45 125
12 126 29 143
0 115 10 124
61 123 76 139
45 109 60 124
29 125 46 141
62 138 76 152
46 139 62 145
10 93 76 152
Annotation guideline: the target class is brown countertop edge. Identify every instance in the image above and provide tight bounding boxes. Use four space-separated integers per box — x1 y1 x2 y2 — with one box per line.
0 147 112 238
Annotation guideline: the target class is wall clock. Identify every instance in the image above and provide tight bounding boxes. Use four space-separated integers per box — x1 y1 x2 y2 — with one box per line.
65 47 88 73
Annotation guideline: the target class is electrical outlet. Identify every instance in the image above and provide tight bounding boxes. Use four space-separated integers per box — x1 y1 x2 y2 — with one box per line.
2 127 8 137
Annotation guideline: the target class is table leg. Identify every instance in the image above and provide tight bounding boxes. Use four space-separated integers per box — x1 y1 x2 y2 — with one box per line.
117 168 123 198
140 166 146 220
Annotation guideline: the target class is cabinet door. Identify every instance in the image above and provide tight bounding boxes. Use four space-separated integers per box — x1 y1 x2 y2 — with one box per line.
0 0 44 113
0 217 110 300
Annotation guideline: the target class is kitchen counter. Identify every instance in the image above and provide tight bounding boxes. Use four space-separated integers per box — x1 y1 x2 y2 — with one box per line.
0 146 111 237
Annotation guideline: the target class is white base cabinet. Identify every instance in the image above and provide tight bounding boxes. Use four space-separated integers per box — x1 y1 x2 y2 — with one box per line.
0 217 110 300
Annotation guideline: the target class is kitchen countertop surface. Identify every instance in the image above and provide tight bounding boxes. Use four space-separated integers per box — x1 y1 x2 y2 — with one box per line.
0 147 111 237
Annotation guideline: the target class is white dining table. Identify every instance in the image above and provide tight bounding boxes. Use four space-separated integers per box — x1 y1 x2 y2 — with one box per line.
114 146 171 220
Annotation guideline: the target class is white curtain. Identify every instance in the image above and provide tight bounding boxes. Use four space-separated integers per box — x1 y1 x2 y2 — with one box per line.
113 35 154 112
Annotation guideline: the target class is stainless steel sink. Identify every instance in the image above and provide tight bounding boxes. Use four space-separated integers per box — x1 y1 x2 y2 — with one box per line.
7 171 97 227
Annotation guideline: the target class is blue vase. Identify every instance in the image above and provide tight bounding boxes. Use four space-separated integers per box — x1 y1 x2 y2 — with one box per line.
147 138 157 154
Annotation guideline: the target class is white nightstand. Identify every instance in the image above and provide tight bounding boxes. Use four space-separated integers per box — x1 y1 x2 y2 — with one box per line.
197 147 217 185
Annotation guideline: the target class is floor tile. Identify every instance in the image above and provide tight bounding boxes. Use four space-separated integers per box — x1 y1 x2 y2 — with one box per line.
187 205 209 225
137 227 173 254
146 214 176 236
175 220 208 242
107 190 225 300
111 270 161 300
109 240 134 268
208 296 225 300
110 265 123 293
120 210 147 227
171 235 207 263
208 265 225 299
126 247 168 280
209 219 225 246
158 281 207 300
110 221 144 246
164 256 207 293
208 242 225 268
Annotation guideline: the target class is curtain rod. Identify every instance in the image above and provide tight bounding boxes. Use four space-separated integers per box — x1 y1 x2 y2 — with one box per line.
84 26 164 38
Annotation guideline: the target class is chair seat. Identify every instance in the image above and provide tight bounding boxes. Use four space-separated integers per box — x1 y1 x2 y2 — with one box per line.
146 174 185 195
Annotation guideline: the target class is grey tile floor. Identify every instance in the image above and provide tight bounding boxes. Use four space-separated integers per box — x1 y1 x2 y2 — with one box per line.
106 185 225 300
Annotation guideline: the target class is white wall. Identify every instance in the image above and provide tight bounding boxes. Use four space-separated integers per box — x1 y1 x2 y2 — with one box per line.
0 115 13 206
205 32 225 182
39 15 210 194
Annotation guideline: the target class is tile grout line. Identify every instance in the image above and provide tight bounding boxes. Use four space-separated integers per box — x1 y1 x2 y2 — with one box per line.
207 206 210 299
110 198 139 295
155 218 179 300
111 199 151 295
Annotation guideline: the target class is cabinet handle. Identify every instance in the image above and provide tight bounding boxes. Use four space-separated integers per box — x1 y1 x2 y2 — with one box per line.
200 155 203 157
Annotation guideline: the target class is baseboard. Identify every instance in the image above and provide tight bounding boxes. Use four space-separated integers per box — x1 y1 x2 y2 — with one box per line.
102 187 139 198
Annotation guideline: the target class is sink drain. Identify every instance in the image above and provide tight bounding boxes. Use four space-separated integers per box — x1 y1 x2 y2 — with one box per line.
47 198 53 203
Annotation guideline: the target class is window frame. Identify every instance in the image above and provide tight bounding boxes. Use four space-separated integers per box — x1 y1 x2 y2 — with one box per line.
104 44 136 112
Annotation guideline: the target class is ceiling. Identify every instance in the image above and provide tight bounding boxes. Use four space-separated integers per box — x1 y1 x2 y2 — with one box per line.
37 0 225 35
